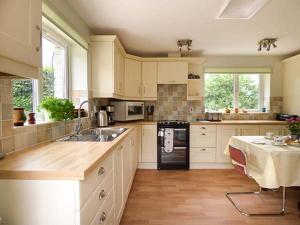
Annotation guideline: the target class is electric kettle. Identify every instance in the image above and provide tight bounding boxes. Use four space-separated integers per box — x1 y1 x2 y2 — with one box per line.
97 110 108 127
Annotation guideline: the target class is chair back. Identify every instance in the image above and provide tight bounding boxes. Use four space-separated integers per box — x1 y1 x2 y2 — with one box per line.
229 145 247 176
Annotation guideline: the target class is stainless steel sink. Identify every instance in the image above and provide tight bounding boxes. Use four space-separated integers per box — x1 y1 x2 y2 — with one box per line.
58 127 128 142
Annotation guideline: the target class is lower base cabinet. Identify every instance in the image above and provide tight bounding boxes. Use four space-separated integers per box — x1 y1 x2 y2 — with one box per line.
0 126 139 225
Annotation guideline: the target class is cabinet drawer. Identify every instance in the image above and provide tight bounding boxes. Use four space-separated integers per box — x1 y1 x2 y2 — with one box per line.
89 189 114 225
80 153 113 207
190 148 216 163
81 170 113 225
190 132 216 147
190 125 216 133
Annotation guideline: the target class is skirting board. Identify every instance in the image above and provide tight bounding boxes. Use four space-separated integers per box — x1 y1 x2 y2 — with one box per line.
138 162 233 169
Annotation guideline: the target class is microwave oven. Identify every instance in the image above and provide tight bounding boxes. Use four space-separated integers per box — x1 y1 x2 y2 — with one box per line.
111 101 144 121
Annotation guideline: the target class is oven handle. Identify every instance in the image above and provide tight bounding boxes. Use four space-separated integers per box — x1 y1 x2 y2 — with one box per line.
173 147 187 149
174 128 187 131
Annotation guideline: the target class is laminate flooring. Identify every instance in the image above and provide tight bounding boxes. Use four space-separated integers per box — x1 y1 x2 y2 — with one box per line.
120 169 300 225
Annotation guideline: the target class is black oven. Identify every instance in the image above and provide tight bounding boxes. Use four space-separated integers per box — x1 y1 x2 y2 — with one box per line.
157 121 190 170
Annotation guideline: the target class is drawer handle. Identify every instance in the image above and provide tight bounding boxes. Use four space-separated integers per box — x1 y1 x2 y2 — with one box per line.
98 212 107 224
201 148 206 151
201 133 206 135
98 167 105 176
98 190 106 200
201 127 206 129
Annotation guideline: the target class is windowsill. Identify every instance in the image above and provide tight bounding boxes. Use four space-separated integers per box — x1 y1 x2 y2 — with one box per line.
13 117 89 129
223 112 270 114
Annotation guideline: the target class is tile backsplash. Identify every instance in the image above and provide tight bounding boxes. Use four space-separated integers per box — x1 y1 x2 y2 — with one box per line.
0 79 91 155
145 84 281 121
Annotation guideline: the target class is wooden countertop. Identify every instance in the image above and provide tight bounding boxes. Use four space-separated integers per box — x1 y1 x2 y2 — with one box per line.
0 124 137 181
139 120 287 125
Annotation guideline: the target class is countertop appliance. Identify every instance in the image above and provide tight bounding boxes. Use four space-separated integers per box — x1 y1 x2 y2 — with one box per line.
111 101 144 121
157 120 190 170
205 112 222 121
97 110 108 127
106 105 115 125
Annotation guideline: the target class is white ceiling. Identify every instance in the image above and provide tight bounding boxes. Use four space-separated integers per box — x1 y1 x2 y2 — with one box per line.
67 0 300 56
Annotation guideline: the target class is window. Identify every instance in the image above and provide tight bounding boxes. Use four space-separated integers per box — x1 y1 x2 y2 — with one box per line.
12 80 35 112
205 73 270 112
42 36 68 99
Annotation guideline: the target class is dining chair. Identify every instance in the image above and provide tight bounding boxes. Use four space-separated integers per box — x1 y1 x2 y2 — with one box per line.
226 145 286 216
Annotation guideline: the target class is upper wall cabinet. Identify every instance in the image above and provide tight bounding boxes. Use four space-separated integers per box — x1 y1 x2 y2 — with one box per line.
141 62 157 99
157 62 188 84
124 58 142 98
90 36 125 98
0 0 42 78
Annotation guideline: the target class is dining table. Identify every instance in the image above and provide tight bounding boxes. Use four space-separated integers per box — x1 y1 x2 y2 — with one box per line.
225 136 300 189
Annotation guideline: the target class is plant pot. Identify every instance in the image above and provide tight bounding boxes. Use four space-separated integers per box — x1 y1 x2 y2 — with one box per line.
43 110 60 122
13 108 26 126
28 112 36 124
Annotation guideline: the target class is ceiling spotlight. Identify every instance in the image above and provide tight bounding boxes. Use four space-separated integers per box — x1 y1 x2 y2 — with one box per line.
257 38 277 52
177 39 192 53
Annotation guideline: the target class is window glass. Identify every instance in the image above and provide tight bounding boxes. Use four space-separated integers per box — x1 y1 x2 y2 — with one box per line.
12 80 34 112
238 74 260 110
42 36 67 99
205 74 234 112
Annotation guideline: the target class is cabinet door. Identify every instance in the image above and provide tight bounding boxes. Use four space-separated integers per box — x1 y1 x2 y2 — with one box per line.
157 62 188 84
113 145 123 223
216 125 238 163
122 139 132 201
141 125 157 163
124 58 142 97
114 45 124 96
0 0 41 68
142 62 157 98
259 125 283 136
239 125 260 136
131 128 139 177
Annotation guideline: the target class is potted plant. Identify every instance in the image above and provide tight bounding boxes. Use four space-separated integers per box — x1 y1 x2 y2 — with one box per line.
38 97 75 121
287 117 300 140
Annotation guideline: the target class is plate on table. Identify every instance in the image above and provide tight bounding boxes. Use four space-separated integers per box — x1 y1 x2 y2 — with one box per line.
271 142 288 146
264 136 274 140
251 141 267 145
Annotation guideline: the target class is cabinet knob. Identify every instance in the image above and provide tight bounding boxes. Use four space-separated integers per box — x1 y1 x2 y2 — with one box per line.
98 212 107 224
98 190 106 200
35 25 41 31
98 167 105 175
35 47 40 52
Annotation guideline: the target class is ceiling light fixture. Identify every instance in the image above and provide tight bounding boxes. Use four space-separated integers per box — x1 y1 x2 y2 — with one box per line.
177 39 192 52
257 38 277 51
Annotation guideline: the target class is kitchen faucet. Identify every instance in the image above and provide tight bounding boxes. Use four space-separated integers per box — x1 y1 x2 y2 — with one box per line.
75 100 89 135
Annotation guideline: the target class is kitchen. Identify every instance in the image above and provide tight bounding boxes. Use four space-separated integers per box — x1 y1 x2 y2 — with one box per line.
0 0 300 224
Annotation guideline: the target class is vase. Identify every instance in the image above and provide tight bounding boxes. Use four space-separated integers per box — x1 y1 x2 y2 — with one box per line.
13 108 26 126
28 112 36 124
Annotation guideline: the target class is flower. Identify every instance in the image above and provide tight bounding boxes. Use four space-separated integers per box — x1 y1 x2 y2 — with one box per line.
287 117 300 135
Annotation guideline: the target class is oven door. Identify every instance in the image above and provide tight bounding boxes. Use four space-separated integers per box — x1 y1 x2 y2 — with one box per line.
126 102 144 120
173 128 188 146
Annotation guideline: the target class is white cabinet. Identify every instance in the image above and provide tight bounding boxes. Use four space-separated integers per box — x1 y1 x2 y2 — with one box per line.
157 62 188 84
130 127 139 177
113 144 123 224
141 125 157 163
122 138 132 202
114 45 125 96
141 62 157 99
124 58 142 98
239 125 260 136
259 125 283 136
90 36 125 98
0 0 41 78
216 125 238 163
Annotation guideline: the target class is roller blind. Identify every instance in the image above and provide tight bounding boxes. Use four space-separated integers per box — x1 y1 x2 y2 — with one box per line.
204 67 272 74
42 1 88 50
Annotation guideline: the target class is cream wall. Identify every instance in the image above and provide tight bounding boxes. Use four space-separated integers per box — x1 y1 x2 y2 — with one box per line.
202 56 284 97
282 54 300 115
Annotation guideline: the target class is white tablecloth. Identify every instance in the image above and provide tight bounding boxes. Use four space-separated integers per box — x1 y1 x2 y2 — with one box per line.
225 136 300 189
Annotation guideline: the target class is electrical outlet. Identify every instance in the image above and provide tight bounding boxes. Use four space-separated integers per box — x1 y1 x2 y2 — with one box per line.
189 106 194 113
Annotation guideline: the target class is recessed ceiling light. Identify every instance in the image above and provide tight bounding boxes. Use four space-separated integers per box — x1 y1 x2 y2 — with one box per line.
217 0 270 19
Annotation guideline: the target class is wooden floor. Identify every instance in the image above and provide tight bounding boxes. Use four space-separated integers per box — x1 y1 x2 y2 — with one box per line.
120 169 300 225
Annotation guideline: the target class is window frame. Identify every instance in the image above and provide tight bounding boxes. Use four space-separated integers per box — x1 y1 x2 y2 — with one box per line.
205 73 268 112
